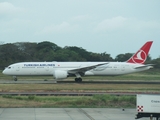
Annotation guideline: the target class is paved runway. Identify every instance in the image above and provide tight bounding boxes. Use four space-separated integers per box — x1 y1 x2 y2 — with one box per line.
0 108 148 120
1 79 160 84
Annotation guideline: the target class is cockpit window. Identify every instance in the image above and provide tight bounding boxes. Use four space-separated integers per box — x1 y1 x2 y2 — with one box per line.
8 67 11 69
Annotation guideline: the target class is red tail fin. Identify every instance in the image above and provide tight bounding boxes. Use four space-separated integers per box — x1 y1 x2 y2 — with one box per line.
127 41 153 64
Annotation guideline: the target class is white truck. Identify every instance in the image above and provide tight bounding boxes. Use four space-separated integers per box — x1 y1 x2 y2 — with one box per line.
136 94 160 120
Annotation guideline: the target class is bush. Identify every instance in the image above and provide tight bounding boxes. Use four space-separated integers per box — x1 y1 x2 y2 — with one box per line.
28 95 35 100
93 94 111 102
2 95 12 98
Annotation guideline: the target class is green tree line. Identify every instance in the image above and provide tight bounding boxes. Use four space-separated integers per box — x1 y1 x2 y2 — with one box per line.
0 41 159 69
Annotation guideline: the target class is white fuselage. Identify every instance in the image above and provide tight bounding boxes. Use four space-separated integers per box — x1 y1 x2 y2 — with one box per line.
2 62 151 76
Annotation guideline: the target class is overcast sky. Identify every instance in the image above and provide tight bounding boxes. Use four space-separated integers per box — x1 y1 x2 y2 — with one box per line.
0 0 160 59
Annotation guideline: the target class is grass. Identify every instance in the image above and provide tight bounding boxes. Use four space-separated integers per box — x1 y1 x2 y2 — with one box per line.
0 69 160 108
0 83 159 108
0 95 136 108
0 84 160 93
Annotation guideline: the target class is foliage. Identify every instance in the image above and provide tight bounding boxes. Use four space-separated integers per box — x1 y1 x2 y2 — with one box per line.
150 58 160 69
115 53 133 62
28 95 35 100
115 53 152 62
0 41 112 69
0 95 136 108
0 41 159 69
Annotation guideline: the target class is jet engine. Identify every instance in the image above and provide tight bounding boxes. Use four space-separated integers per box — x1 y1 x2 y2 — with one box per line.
53 70 68 79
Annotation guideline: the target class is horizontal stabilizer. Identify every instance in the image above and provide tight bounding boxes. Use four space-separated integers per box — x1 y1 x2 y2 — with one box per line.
134 64 154 69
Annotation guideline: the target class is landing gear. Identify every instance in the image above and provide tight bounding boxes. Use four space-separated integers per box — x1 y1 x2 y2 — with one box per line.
75 78 82 82
74 73 83 82
13 76 17 81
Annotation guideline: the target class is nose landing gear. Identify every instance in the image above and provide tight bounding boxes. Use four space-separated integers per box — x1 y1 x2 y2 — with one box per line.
13 76 17 81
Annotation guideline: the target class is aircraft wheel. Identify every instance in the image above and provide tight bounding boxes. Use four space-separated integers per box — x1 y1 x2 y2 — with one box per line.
78 78 82 82
75 78 82 82
75 78 78 82
157 116 160 120
14 78 17 81
13 76 17 81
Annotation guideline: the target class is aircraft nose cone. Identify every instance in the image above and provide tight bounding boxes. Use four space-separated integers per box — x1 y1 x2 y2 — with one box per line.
2 70 5 74
2 69 7 75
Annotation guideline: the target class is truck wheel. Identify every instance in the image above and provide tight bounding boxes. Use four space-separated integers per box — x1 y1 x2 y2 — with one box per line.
156 117 160 120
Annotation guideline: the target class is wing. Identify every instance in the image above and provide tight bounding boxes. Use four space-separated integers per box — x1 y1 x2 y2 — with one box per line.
68 63 109 74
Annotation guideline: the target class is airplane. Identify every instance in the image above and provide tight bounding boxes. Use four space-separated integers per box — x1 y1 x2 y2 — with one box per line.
2 41 153 82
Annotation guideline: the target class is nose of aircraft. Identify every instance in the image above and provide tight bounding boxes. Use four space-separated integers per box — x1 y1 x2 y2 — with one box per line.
2 69 7 75
2 69 5 74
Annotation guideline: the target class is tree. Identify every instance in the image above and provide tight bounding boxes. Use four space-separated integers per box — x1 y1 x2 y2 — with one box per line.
150 58 160 69
35 41 62 61
88 52 113 61
0 43 27 68
64 46 89 61
36 41 61 52
14 42 37 61
0 41 159 70
100 52 113 61
115 53 133 62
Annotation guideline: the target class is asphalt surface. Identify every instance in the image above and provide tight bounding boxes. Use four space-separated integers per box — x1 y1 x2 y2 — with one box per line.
0 80 156 120
0 108 149 120
0 79 160 84
1 91 159 96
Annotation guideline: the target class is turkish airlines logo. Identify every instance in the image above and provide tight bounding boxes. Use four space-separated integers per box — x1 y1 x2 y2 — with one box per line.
132 50 147 64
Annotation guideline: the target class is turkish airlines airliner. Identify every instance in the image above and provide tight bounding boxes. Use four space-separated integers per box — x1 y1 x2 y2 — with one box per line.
3 41 153 82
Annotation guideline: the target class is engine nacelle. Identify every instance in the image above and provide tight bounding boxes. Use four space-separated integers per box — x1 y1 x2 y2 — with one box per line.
53 70 68 79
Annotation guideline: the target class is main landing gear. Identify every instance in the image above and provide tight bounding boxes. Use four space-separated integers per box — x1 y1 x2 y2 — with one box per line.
75 73 83 82
75 78 82 82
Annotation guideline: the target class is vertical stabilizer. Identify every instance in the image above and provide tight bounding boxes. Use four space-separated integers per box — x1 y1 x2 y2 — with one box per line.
127 41 153 64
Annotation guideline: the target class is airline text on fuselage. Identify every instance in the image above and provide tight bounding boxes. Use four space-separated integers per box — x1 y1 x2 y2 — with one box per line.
24 64 55 67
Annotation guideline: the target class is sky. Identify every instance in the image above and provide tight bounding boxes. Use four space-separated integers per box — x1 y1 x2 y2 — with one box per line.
0 0 160 59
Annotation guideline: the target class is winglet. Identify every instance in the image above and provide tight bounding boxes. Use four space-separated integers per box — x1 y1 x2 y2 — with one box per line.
127 41 153 64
